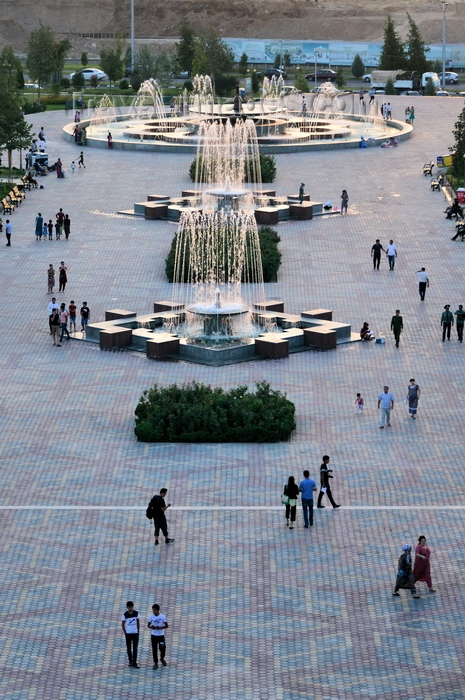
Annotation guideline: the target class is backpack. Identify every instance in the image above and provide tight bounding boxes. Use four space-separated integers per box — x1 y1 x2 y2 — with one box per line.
146 500 154 520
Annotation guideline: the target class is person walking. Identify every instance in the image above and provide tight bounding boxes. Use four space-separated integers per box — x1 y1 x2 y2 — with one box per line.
78 151 86 169
50 308 61 346
369 88 375 104
416 268 429 301
148 603 169 669
5 219 12 246
406 379 420 419
283 475 299 530
393 544 420 598
299 182 305 204
35 213 43 241
121 601 140 668
47 264 55 294
455 304 465 342
59 303 70 342
107 131 113 149
378 385 394 428
298 469 317 527
301 95 307 116
413 536 436 596
58 262 68 292
317 455 341 509
340 189 349 215
441 304 454 342
371 239 386 270
355 393 364 415
147 488 174 546
386 240 397 270
80 302 90 332
391 309 403 348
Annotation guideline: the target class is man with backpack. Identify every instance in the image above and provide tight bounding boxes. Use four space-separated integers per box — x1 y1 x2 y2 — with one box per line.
147 488 174 546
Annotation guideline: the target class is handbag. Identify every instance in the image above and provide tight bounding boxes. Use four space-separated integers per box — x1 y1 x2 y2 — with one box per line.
281 494 289 505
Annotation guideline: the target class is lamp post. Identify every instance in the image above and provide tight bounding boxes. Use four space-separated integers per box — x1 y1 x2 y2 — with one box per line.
130 0 135 74
441 0 448 91
313 47 325 85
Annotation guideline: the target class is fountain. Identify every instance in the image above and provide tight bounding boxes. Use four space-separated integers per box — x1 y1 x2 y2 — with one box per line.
65 74 412 153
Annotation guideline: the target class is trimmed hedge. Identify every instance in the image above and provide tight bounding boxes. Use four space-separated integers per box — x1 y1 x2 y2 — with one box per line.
165 225 281 283
134 381 296 442
189 153 277 183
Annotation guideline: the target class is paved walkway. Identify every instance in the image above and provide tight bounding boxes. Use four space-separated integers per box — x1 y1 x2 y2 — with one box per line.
1 97 465 699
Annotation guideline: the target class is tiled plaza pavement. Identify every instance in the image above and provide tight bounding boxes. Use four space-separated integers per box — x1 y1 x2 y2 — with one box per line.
1 98 465 699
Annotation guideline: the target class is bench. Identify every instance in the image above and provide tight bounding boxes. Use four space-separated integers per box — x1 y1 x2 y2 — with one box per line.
13 186 25 201
2 198 14 214
289 202 313 220
255 334 289 359
423 161 434 176
8 191 21 207
99 327 132 350
430 177 440 191
146 334 180 359
254 207 279 225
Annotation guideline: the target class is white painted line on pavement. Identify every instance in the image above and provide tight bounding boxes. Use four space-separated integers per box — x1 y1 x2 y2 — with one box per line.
0 506 465 511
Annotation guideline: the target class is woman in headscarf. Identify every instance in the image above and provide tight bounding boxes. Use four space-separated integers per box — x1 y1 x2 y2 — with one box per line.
393 544 420 598
283 476 299 530
413 536 436 596
407 379 421 420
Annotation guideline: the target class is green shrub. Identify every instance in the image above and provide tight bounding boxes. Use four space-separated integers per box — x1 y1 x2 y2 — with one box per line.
51 83 62 97
72 72 85 89
214 74 237 96
384 78 396 95
134 381 296 442
165 224 281 283
22 101 46 114
189 153 276 183
119 78 129 90
61 77 70 88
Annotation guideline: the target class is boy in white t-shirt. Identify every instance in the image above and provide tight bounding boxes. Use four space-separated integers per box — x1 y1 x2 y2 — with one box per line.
121 601 140 668
147 603 169 669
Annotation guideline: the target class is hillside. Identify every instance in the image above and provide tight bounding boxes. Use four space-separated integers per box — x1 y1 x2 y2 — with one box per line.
1 0 464 55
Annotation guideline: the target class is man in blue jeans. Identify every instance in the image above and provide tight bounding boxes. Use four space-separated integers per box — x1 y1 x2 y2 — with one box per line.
299 470 317 528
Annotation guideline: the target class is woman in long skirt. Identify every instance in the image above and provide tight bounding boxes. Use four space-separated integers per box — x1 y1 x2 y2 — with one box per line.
407 378 420 419
393 544 420 598
413 536 436 596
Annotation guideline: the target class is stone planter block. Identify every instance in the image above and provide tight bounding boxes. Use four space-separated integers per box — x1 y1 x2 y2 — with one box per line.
146 336 180 359
289 203 313 220
105 309 137 321
304 328 337 350
100 327 132 349
301 308 333 321
255 336 289 359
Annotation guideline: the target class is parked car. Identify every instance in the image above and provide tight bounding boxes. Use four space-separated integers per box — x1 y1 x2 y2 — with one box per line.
259 68 287 79
438 71 459 84
305 69 337 82
436 89 450 96
362 74 372 83
69 68 108 81
311 86 342 94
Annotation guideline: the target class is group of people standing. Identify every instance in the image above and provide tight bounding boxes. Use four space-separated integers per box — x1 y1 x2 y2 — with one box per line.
47 261 68 294
282 457 341 529
48 297 90 346
36 209 71 241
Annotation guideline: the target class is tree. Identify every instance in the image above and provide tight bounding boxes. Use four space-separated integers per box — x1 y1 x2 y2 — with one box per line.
26 26 57 101
384 77 396 95
72 71 85 89
100 36 125 94
335 66 346 89
432 59 442 73
452 104 465 180
0 75 33 174
294 68 308 92
134 45 157 82
81 52 88 67
176 15 196 75
192 30 234 93
378 16 405 70
283 52 291 70
424 77 436 96
405 13 430 75
0 45 23 93
273 53 281 69
351 53 365 78
89 74 99 89
238 52 248 76
52 39 72 84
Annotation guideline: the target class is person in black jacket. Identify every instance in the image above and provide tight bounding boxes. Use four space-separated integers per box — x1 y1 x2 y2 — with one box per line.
148 488 174 546
317 456 341 509
283 476 299 530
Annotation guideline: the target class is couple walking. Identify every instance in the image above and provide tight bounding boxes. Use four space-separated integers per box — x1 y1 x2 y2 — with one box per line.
393 537 436 599
283 456 341 529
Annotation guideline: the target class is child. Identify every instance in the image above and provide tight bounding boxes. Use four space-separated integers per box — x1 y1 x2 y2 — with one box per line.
43 222 48 240
355 393 364 415
68 300 77 332
70 161 76 173
48 220 53 240
55 220 61 240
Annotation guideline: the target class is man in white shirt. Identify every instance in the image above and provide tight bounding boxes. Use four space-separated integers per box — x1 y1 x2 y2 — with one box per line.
417 267 429 301
386 240 397 270
378 386 394 428
121 601 140 668
5 219 12 246
47 297 59 334
147 603 169 669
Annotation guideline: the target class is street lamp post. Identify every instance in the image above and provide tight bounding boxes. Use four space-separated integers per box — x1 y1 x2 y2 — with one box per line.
130 0 135 74
441 0 448 91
